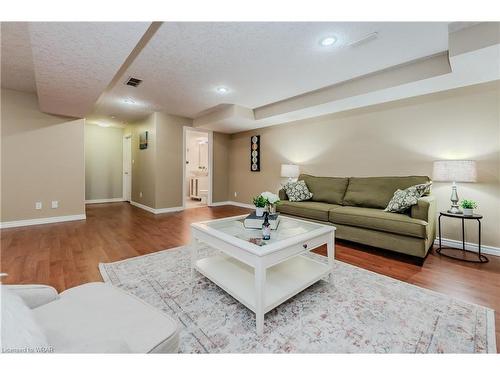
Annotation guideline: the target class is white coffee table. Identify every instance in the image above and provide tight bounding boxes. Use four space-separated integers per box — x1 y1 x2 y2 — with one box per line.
190 214 335 335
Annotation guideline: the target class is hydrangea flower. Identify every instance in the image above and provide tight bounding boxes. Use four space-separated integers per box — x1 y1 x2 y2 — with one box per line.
261 191 280 205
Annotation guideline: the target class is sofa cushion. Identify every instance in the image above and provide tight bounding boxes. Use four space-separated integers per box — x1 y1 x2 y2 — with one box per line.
33 282 179 353
329 206 428 239
299 174 349 205
277 200 340 222
343 176 431 209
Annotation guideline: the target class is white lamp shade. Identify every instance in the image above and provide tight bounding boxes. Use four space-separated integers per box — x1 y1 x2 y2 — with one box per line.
281 164 300 178
432 160 477 182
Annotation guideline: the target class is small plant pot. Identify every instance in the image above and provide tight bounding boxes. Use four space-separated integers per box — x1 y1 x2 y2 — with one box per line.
255 207 265 217
463 208 474 216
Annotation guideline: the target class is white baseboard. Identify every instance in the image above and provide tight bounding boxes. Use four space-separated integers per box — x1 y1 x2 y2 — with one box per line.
209 201 231 207
435 237 500 257
130 201 156 213
209 201 254 209
130 201 183 215
0 214 86 229
85 198 125 204
155 206 184 214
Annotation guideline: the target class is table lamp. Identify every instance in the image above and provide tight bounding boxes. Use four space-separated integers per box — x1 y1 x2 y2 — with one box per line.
281 164 300 183
432 160 477 214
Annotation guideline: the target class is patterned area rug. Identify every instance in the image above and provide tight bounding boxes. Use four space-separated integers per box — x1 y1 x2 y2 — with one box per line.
99 246 496 353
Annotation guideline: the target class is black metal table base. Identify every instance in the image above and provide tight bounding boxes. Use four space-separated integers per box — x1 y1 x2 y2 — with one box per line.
438 212 488 264
436 247 489 263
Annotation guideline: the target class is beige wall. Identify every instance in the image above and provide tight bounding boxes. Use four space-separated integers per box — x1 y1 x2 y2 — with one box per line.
155 113 191 208
228 82 500 248
213 132 230 203
85 123 124 200
127 113 192 209
128 114 156 208
1 89 85 222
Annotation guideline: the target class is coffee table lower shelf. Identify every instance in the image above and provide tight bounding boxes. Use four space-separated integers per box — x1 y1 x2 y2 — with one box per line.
195 254 330 314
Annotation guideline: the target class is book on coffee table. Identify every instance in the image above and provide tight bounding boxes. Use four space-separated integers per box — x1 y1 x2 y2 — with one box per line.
243 212 280 230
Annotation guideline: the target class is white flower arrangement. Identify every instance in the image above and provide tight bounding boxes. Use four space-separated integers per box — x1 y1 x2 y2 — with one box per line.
261 191 280 205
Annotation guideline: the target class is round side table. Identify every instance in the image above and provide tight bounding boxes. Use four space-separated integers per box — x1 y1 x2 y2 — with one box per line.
437 211 488 263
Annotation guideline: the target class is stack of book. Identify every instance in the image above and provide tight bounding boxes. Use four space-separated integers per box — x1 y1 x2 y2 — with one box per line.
243 212 280 230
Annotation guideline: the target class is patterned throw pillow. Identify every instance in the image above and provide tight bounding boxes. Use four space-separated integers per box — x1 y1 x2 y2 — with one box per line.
384 182 432 213
284 180 313 202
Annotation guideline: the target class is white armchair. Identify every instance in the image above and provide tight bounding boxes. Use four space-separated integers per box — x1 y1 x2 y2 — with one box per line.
1 282 179 353
6 284 59 308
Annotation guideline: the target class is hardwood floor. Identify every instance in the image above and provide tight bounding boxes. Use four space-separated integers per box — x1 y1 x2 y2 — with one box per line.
1 202 499 350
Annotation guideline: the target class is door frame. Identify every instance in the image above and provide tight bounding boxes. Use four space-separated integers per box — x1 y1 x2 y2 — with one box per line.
123 134 132 202
182 126 213 209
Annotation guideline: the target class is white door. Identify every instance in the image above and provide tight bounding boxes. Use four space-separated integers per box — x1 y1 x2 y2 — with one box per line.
123 136 132 201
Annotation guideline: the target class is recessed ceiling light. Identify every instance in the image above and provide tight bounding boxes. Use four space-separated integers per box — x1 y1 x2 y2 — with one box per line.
320 36 337 47
216 86 229 95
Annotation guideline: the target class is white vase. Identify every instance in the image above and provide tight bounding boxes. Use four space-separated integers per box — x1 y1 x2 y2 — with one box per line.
463 208 473 216
255 207 265 217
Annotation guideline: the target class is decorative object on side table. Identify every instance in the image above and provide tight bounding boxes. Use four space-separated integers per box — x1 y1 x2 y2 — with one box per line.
250 135 260 172
437 211 488 263
281 164 300 183
432 160 477 214
252 195 267 216
460 199 477 216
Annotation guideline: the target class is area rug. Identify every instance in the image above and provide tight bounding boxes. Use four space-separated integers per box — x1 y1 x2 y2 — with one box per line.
99 246 496 353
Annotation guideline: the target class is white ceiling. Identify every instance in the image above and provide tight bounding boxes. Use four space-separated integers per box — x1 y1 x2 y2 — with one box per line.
91 22 449 123
28 22 150 118
2 21 498 133
1 22 37 93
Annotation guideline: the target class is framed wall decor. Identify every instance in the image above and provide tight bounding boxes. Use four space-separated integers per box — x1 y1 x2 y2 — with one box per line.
139 131 148 149
250 135 260 172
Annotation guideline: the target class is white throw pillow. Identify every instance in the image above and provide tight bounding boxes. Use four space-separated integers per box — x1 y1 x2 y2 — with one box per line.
1 286 50 353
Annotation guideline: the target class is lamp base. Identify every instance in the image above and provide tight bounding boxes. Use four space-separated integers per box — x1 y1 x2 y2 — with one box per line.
447 182 462 214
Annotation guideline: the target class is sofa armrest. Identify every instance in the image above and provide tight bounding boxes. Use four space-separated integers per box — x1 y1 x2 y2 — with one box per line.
411 195 437 242
7 284 59 309
410 195 436 222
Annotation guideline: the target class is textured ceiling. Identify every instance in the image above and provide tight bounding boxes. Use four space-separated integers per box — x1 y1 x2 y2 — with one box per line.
90 22 449 123
1 22 37 93
29 22 150 118
4 21 496 134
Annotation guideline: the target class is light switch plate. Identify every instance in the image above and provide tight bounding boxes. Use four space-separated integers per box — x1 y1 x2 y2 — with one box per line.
139 192 143 198
35 202 42 210
51 200 58 209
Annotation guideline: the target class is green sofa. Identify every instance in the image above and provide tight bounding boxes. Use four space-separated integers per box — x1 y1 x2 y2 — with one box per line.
277 174 436 259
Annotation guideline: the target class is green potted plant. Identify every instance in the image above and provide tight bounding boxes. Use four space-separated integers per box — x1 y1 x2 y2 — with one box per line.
253 195 268 217
460 199 477 216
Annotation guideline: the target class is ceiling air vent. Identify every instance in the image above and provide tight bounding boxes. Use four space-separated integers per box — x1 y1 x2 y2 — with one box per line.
125 77 142 87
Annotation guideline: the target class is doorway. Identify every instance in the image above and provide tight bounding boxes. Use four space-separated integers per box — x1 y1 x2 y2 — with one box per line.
123 135 132 202
183 127 212 209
